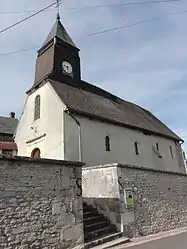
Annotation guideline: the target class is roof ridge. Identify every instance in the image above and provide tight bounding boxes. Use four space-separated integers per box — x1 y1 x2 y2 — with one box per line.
81 80 137 106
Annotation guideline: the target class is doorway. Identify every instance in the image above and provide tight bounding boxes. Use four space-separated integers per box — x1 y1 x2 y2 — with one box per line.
31 148 41 158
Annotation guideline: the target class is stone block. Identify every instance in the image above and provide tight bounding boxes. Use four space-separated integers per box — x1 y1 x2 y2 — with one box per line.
60 213 75 226
72 198 83 212
63 224 83 241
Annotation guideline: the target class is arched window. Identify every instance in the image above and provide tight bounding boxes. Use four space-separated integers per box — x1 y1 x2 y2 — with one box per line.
34 95 40 120
105 136 110 151
31 148 41 158
156 142 159 151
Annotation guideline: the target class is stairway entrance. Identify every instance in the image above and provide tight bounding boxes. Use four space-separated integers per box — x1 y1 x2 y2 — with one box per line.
83 202 122 248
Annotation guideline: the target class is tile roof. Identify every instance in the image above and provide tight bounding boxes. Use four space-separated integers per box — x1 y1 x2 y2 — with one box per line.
0 116 18 135
49 79 181 141
0 142 17 150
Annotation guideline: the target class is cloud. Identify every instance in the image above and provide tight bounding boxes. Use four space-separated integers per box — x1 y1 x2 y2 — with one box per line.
0 0 187 149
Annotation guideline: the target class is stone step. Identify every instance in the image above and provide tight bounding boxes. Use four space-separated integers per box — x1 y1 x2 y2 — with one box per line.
85 225 117 243
84 221 109 233
84 232 123 249
83 202 119 247
83 211 98 219
83 215 108 225
100 237 131 249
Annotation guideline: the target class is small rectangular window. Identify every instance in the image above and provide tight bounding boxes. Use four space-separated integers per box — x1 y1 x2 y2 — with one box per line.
156 143 159 151
170 146 173 159
105 136 110 151
134 142 139 155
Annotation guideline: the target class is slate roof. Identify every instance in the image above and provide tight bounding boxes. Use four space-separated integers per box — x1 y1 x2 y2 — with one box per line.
0 116 18 135
42 16 77 48
49 79 181 141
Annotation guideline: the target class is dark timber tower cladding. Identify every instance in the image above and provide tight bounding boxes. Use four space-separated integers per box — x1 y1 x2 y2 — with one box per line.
34 14 81 87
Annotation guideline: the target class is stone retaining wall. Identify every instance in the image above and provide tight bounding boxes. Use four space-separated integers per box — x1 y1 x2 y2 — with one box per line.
83 163 187 237
0 156 84 249
118 164 187 237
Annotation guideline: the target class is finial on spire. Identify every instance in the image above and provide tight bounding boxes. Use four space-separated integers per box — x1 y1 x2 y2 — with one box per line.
56 0 61 21
57 12 60 21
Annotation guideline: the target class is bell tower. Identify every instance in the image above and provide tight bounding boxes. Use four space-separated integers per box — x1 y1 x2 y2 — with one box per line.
33 14 81 87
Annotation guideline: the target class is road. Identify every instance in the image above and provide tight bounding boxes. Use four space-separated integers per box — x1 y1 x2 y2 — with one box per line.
118 230 187 249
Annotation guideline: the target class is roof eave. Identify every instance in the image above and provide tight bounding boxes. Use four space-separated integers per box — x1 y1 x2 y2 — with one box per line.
26 76 51 95
67 109 182 142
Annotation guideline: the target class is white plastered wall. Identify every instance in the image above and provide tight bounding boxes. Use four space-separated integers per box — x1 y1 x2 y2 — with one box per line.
64 114 185 173
15 81 66 159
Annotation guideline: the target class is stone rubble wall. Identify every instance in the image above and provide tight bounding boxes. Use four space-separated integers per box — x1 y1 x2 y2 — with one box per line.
118 164 187 237
82 163 187 238
0 156 84 249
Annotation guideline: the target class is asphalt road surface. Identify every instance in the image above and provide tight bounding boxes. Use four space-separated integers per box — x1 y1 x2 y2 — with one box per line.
120 231 187 249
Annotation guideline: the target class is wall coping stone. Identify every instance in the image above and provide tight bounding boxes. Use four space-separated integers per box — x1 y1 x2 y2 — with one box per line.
83 163 118 171
83 163 187 176
118 163 187 176
0 155 85 167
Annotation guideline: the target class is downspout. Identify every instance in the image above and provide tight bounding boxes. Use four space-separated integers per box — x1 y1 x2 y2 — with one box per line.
177 140 186 173
179 140 186 161
64 108 82 162
179 140 184 155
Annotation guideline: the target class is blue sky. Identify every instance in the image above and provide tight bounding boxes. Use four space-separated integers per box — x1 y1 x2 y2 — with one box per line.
0 0 187 150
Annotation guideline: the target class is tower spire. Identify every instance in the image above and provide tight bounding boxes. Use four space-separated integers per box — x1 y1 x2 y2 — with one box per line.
39 0 78 49
34 0 80 86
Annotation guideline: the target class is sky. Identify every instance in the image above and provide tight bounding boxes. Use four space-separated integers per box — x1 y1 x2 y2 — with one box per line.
0 0 187 150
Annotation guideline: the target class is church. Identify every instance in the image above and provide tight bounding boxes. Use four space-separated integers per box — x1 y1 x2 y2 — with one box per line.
15 15 186 174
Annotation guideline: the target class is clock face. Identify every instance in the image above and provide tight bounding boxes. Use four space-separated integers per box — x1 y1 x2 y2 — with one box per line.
62 61 73 74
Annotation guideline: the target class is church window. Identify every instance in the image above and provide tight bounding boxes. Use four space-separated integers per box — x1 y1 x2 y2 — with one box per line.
105 136 110 151
31 148 41 158
170 146 174 159
134 142 139 155
34 95 40 120
152 143 162 158
156 142 159 151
